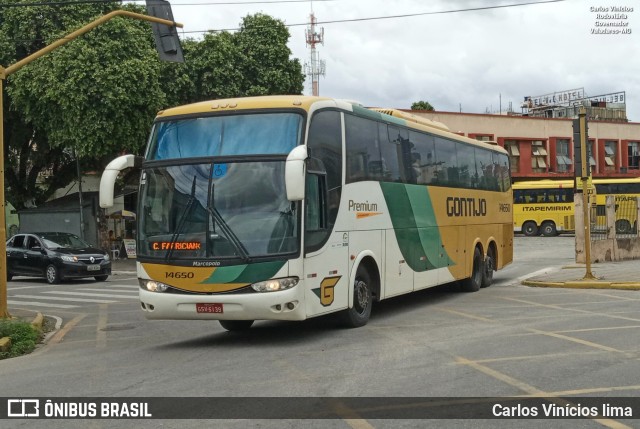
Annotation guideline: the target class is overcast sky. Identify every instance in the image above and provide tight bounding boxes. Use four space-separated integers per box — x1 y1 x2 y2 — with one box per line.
166 0 640 121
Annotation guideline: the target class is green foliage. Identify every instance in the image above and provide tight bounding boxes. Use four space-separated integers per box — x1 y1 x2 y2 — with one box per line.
0 319 39 359
411 100 435 111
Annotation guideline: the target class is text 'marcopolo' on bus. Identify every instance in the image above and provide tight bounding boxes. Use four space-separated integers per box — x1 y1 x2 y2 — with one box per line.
99 96 514 331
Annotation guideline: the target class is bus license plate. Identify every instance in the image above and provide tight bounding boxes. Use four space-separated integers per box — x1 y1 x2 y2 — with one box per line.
196 303 223 314
87 265 100 271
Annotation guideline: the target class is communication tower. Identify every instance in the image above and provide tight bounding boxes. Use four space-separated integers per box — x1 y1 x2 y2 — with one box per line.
304 10 325 96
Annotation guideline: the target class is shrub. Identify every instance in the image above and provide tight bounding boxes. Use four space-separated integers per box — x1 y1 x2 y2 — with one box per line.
0 319 40 359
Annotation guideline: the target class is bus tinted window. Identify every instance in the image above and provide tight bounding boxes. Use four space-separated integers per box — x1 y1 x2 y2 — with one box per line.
382 125 405 183
149 113 303 160
434 137 458 186
345 114 383 182
410 131 437 185
457 143 476 188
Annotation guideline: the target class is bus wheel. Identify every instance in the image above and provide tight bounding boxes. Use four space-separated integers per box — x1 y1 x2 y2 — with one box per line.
460 247 483 292
340 265 373 328
541 221 557 237
522 221 539 237
219 320 254 331
615 220 632 235
481 247 495 288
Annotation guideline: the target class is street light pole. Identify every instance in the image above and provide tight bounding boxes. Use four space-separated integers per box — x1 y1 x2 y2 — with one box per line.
0 10 183 319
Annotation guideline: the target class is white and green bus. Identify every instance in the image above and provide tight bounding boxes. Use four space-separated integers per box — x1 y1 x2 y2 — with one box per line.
100 96 513 330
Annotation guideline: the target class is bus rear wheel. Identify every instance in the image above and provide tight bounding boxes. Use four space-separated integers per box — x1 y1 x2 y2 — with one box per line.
615 219 632 235
541 221 557 237
522 221 539 237
460 247 483 292
481 247 495 288
219 320 254 331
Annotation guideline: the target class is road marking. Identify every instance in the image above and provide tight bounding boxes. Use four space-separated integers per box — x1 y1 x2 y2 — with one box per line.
79 288 138 294
12 294 118 304
435 307 494 322
42 291 138 299
97 304 108 349
527 328 624 353
516 267 558 283
456 356 632 429
7 300 77 309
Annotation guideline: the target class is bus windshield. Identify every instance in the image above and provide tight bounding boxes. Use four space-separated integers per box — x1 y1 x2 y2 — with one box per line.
147 113 303 159
138 161 298 261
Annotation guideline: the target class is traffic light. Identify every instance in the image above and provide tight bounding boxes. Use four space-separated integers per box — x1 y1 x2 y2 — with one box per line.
573 109 590 179
146 0 184 63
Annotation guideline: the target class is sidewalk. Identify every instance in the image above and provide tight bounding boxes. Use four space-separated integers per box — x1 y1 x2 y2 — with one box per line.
522 259 640 290
110 257 137 274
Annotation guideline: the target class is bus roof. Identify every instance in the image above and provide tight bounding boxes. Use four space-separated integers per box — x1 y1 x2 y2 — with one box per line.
155 95 508 155
513 179 576 189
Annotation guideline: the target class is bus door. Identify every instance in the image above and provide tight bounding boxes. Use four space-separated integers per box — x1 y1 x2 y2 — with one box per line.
302 171 350 317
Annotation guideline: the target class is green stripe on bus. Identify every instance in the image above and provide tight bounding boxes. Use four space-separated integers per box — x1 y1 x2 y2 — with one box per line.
381 182 453 272
205 261 286 284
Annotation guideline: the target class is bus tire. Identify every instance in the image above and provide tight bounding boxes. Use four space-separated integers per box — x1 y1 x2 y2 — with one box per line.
219 320 254 331
615 219 632 235
460 247 483 292
340 265 373 328
541 221 557 237
522 221 539 237
481 247 495 288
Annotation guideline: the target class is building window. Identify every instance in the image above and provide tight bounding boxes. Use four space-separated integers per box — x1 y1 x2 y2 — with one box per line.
628 142 639 170
555 139 572 173
504 140 520 173
604 140 617 172
531 140 548 173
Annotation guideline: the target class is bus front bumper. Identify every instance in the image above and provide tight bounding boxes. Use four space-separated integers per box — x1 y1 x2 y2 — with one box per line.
138 287 307 321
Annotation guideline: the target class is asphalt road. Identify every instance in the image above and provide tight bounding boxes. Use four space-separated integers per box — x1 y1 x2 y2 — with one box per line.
2 236 639 429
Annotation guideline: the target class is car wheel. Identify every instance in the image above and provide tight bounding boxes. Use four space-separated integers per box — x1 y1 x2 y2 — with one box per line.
615 219 632 235
219 320 254 331
46 264 61 284
94 275 109 282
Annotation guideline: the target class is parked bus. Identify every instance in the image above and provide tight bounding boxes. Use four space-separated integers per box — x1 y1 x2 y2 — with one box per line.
592 178 640 234
513 180 581 236
100 96 513 330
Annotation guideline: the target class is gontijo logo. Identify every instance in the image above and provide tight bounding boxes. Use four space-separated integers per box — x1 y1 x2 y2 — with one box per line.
446 197 487 217
349 200 382 219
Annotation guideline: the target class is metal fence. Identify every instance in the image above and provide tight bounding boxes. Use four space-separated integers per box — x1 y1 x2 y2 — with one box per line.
591 196 640 241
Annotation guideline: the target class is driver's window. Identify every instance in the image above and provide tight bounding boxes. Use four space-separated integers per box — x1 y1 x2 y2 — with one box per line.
26 237 41 250
305 174 329 253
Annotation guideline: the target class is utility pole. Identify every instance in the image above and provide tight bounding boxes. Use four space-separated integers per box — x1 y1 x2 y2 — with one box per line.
305 8 325 96
0 8 183 319
573 106 596 280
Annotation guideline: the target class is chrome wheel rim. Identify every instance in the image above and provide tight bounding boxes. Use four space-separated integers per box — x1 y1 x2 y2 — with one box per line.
354 279 370 315
46 267 56 283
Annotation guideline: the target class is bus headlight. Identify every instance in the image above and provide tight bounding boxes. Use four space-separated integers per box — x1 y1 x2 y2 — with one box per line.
139 279 169 293
251 277 299 292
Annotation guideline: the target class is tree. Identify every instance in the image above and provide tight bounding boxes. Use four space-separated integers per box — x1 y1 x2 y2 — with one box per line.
411 100 435 111
2 5 305 209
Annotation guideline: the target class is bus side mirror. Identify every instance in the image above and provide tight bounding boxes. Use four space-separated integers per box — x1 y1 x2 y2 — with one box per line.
99 155 143 208
285 146 308 201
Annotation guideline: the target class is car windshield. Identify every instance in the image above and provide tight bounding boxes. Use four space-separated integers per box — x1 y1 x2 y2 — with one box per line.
39 233 91 249
138 161 299 261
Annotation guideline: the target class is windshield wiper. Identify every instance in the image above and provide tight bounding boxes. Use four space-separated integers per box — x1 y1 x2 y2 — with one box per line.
208 180 251 263
165 175 198 261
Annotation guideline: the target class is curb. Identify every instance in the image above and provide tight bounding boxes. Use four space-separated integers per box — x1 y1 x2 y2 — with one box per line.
522 280 640 290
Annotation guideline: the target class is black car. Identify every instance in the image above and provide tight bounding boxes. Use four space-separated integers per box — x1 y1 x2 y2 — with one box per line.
6 232 111 284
